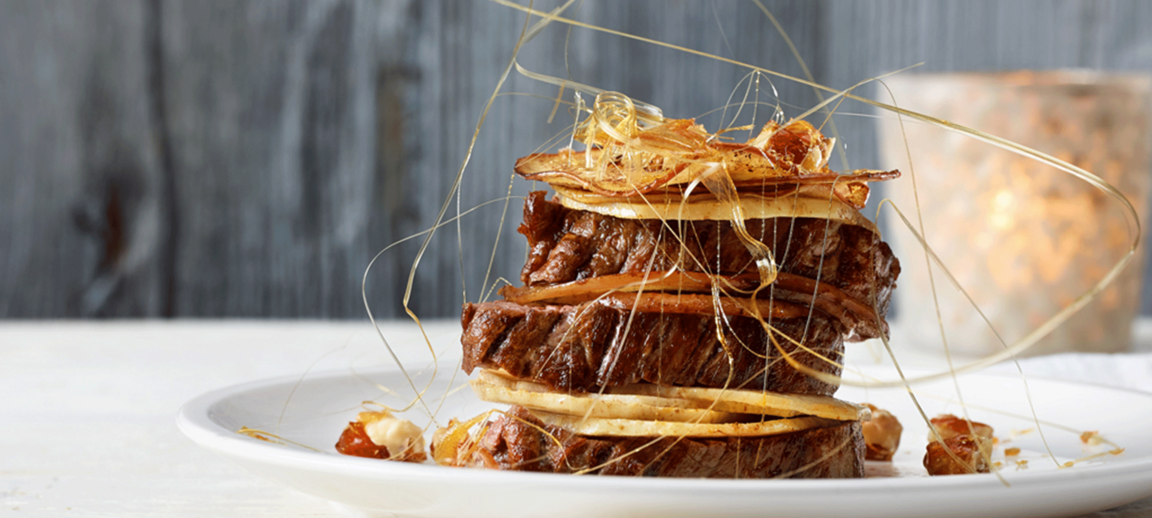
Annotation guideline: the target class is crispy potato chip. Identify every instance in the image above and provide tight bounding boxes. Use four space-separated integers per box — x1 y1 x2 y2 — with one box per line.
515 111 897 207
553 186 879 233
470 379 737 423
614 383 869 422
529 410 840 438
477 370 868 422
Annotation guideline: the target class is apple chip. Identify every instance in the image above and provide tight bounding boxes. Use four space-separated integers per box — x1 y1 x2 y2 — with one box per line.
471 378 737 423
477 370 868 422
529 410 840 438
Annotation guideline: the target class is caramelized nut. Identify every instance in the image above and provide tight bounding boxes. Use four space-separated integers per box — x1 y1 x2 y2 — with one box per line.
861 403 902 461
924 435 992 475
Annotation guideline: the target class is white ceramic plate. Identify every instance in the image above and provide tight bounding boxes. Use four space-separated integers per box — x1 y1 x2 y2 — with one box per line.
178 366 1152 518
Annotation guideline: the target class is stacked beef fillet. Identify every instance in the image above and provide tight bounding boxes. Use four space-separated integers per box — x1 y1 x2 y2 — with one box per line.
450 186 900 478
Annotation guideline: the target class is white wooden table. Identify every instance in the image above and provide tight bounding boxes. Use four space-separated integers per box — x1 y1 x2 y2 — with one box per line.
3 320 1151 517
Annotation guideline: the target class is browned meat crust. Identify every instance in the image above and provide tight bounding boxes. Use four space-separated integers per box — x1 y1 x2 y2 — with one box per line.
518 191 899 322
461 299 844 395
468 406 864 478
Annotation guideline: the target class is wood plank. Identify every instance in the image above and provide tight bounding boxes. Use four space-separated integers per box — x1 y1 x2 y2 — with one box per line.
158 0 380 317
3 0 1152 319
0 0 166 317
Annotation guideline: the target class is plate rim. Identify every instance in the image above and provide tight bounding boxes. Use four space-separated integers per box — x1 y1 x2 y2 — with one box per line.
177 366 1152 493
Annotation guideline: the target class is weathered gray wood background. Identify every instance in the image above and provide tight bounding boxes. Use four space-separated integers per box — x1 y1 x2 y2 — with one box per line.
3 0 1152 319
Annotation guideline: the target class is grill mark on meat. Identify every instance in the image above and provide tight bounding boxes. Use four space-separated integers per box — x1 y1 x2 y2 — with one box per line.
487 306 563 377
469 406 864 478
518 192 565 279
459 302 519 373
517 191 899 322
461 300 844 395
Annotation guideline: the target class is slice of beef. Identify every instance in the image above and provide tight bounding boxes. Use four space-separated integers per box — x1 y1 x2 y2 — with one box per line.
518 191 899 322
466 406 864 478
461 299 844 395
500 271 886 341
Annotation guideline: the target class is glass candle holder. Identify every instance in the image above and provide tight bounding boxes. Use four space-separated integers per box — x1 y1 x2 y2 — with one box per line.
877 71 1152 358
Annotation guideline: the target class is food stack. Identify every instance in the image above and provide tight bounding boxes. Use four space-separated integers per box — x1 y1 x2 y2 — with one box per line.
433 95 901 478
